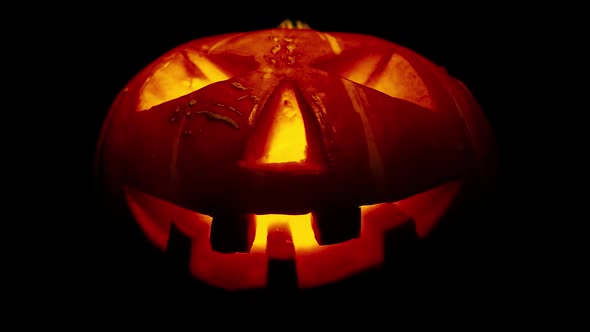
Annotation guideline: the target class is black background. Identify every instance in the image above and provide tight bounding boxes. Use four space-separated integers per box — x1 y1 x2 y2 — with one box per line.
27 2 546 319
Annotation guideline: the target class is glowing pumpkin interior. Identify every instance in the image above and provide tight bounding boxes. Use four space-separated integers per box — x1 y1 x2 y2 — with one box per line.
125 181 462 290
96 22 495 291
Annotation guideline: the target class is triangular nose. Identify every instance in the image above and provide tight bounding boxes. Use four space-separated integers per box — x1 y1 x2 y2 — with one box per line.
257 84 307 164
240 80 326 173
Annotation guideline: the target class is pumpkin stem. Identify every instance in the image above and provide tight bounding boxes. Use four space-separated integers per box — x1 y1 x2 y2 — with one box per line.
278 19 310 29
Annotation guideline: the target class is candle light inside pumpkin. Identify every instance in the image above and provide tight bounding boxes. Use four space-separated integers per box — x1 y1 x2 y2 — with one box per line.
251 85 316 250
256 87 308 164
252 214 317 251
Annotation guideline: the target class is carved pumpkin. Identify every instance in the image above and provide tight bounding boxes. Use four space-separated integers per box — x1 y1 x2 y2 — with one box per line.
95 20 496 291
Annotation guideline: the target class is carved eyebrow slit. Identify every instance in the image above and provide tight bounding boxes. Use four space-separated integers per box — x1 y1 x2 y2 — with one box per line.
194 110 240 129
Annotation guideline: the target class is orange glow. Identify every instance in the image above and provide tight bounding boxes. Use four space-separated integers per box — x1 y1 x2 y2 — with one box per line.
251 204 400 253
340 53 433 110
124 185 460 290
252 214 317 251
341 54 383 85
370 53 433 109
138 51 230 111
256 88 308 164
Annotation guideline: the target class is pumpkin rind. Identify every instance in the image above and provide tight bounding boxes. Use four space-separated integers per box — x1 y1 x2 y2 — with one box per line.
95 26 496 291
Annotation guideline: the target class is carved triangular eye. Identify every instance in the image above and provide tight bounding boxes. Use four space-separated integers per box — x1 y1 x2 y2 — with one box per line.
311 49 433 110
137 50 258 112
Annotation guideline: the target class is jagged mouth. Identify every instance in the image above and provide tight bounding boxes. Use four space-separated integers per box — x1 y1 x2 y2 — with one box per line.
122 179 462 290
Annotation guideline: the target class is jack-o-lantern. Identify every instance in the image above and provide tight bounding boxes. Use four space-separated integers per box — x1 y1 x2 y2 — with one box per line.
95 20 496 291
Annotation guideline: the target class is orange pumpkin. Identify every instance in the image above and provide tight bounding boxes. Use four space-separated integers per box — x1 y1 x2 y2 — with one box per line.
95 20 496 291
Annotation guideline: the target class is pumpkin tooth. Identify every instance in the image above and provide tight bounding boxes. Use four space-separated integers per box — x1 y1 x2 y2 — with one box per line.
311 205 361 245
210 213 255 253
